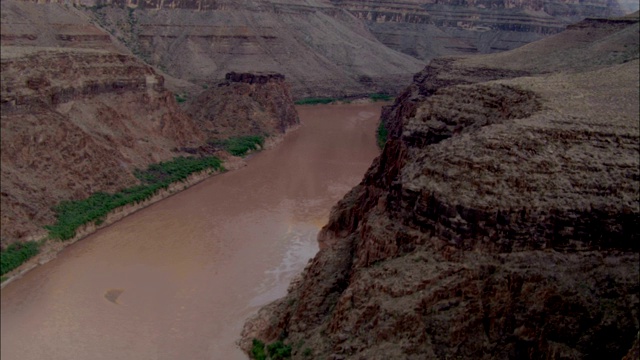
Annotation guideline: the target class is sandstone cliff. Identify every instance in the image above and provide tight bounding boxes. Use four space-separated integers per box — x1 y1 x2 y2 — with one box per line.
186 72 299 141
242 14 640 359
1 45 205 245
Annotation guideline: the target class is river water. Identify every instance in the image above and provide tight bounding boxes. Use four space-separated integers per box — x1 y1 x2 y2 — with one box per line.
0 103 383 360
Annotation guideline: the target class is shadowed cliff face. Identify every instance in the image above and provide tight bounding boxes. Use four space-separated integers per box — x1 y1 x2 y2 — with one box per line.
186 72 299 141
243 15 639 360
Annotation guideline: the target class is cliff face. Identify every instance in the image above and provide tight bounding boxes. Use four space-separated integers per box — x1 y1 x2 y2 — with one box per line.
6 0 625 98
79 0 425 98
331 0 627 60
186 72 299 141
1 0 306 247
0 45 205 245
0 0 126 51
243 14 639 360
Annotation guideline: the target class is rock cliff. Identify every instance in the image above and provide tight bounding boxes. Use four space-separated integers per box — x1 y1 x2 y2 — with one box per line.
78 0 425 98
331 0 629 61
1 45 205 244
186 72 299 141
6 0 626 98
0 0 126 51
242 14 639 359
1 0 305 249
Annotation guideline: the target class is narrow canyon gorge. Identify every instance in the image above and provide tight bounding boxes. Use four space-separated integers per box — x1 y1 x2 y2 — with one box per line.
1 0 638 359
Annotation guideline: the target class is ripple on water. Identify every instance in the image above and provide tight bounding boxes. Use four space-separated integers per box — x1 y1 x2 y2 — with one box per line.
249 223 319 308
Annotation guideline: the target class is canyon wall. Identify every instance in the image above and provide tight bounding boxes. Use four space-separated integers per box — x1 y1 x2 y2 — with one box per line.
6 0 626 98
330 0 629 61
0 0 303 247
0 45 205 244
243 13 640 359
78 0 425 98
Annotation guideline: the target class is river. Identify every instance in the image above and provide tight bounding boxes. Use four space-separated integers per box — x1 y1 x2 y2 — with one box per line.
0 103 383 360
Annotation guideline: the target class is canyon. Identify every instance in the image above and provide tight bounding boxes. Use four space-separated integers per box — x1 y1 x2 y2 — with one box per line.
2 0 632 98
1 45 203 244
1 0 427 248
0 46 299 249
242 12 639 360
0 103 384 360
1 0 638 358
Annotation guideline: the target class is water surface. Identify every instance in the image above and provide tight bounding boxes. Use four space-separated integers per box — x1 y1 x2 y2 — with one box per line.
1 103 383 360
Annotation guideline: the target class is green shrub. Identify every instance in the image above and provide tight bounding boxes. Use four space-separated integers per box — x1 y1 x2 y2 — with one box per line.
267 341 292 360
1 241 40 275
250 339 292 360
251 339 267 360
174 94 187 103
377 120 388 149
369 93 393 102
46 156 223 241
211 135 265 157
294 97 336 105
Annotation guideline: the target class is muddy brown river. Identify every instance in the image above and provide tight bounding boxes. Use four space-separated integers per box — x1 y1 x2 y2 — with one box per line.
0 104 383 360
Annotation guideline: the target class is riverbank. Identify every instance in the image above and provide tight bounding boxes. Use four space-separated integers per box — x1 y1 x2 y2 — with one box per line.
0 164 227 289
0 103 383 360
0 122 307 289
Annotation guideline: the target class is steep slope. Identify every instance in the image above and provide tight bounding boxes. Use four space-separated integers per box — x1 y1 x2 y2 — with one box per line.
1 46 205 244
81 0 425 98
6 0 624 99
0 0 125 51
1 0 303 250
243 15 639 359
331 0 628 61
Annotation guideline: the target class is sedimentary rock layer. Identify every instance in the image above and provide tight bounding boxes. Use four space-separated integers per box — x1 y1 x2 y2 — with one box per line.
243 14 640 359
80 0 425 98
331 0 627 60
6 0 625 98
0 46 204 244
0 0 122 51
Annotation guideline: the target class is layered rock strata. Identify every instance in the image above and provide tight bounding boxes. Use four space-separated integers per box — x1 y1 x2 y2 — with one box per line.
7 0 625 98
186 72 299 141
0 46 204 245
79 0 424 98
0 0 124 51
243 14 640 359
331 0 627 60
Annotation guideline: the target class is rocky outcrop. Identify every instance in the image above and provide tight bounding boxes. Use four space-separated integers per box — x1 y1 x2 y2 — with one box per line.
243 15 640 359
185 72 299 141
0 46 204 245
